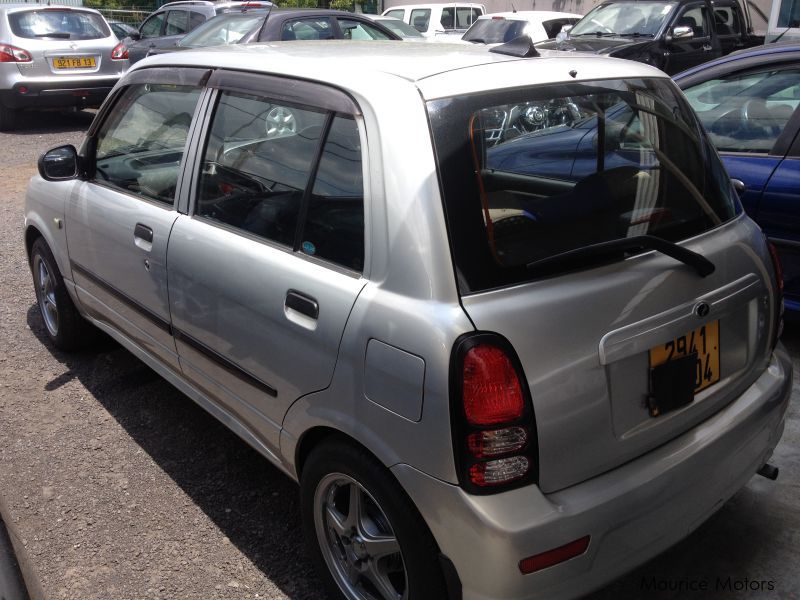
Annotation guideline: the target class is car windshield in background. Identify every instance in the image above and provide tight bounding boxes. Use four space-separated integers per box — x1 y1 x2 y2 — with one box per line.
682 67 800 153
463 18 528 43
179 13 266 47
428 77 740 292
569 2 674 37
9 9 110 40
377 18 424 38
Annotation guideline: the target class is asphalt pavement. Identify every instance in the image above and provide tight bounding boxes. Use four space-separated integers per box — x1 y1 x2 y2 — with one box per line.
0 109 798 600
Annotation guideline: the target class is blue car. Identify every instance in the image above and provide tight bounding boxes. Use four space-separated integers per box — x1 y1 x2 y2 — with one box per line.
674 44 800 311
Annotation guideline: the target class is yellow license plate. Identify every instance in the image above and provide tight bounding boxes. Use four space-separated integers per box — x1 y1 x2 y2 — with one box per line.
649 320 720 393
53 56 96 69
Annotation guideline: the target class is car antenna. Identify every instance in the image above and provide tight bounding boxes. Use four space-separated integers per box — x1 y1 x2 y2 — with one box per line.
489 34 540 57
511 2 517 12
771 20 799 43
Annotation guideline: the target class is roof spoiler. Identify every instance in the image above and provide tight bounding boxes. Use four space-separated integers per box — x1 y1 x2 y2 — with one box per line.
489 35 540 58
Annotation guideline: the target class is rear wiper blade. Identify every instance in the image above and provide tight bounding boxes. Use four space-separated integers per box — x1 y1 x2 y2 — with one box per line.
526 235 715 277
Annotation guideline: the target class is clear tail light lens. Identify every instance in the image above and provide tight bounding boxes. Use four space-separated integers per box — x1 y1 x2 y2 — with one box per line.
0 44 32 63
470 456 530 486
467 426 527 458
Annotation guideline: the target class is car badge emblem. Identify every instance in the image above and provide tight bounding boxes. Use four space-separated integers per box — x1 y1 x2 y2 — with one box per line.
70 42 78 50
695 302 710 318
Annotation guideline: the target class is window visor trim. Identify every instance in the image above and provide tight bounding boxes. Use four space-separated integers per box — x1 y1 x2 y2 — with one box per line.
207 69 361 116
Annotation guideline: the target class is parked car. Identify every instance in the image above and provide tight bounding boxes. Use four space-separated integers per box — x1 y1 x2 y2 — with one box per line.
147 10 269 56
462 11 581 45
363 14 426 39
122 0 272 64
107 19 138 41
767 0 800 43
675 43 800 312
0 4 127 131
244 9 402 43
537 0 762 74
382 2 485 37
25 41 791 600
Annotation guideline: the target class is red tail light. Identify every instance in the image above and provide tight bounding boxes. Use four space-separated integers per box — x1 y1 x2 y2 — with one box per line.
111 42 128 60
767 241 784 347
451 333 537 494
463 346 524 425
0 44 32 63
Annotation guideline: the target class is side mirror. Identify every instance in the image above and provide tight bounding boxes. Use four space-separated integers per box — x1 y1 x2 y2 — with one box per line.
38 145 79 181
667 25 694 43
129 31 142 41
560 24 573 34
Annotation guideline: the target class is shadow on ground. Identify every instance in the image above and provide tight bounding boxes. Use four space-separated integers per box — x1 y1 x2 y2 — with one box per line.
26 304 323 599
25 303 800 600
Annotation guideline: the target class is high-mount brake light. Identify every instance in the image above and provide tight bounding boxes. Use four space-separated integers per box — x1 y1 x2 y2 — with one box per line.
451 333 538 494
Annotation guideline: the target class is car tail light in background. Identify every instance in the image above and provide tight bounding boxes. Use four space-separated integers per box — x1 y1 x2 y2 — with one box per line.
111 42 128 60
767 240 784 347
0 44 32 63
451 333 537 494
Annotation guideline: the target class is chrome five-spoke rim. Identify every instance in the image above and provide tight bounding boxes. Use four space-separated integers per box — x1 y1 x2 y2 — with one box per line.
36 256 59 337
314 473 408 600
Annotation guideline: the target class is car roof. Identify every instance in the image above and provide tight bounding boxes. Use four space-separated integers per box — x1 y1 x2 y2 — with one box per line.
674 42 800 82
0 3 103 13
386 2 485 9
476 11 582 20
134 40 667 100
265 8 374 17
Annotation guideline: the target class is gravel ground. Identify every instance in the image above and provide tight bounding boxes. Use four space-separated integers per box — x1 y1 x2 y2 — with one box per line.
0 109 798 600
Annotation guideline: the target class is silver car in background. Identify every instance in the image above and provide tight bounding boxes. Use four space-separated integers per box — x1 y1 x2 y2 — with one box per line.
25 42 792 600
0 3 127 131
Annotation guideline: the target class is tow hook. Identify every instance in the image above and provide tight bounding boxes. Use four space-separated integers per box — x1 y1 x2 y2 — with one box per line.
757 463 779 480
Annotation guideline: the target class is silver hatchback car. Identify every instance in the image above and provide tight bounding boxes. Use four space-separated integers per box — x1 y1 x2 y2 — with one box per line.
0 4 127 131
24 42 791 600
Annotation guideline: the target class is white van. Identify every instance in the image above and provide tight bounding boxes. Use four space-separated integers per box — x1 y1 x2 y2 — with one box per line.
382 3 485 37
767 0 800 42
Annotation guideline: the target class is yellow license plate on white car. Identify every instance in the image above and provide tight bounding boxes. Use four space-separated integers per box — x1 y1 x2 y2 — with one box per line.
53 56 96 69
649 320 720 393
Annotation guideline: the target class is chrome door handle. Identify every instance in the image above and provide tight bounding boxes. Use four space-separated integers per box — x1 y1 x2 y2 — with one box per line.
702 44 713 51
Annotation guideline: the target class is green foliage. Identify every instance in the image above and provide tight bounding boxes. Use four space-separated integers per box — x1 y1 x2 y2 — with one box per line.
273 0 323 6
329 0 353 9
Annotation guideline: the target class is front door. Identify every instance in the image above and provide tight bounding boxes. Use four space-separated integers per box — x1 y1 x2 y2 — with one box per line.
665 3 717 74
168 73 367 455
66 71 206 370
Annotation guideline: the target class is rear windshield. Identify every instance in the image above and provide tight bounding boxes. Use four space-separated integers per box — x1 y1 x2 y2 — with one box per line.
463 18 527 43
427 78 741 293
9 9 110 40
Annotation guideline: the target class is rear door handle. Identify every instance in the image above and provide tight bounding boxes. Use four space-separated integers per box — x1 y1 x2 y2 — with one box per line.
134 223 153 251
285 290 319 320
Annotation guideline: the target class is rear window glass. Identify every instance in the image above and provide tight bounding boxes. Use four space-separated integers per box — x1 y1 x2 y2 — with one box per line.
463 18 527 43
9 9 110 40
428 78 741 293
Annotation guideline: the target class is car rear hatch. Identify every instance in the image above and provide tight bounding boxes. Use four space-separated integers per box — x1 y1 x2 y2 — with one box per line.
6 7 120 78
427 75 781 493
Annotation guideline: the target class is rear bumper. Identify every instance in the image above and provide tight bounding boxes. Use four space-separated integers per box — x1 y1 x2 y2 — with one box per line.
0 77 119 109
392 345 792 600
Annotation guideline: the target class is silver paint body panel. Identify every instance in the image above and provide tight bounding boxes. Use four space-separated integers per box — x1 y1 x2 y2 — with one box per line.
23 43 792 600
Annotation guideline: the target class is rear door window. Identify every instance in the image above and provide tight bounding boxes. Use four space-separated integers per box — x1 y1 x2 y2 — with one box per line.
456 7 482 28
385 9 406 20
281 18 334 40
410 9 431 31
427 78 740 292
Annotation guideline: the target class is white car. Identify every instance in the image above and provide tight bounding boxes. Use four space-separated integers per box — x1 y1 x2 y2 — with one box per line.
382 2 485 37
462 10 581 45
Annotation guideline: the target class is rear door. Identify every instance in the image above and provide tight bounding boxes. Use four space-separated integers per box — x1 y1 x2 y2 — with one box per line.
167 71 367 455
66 68 207 371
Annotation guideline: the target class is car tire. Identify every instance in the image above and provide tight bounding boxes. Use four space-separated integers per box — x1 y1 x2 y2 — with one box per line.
30 237 96 351
0 103 17 132
300 439 449 600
